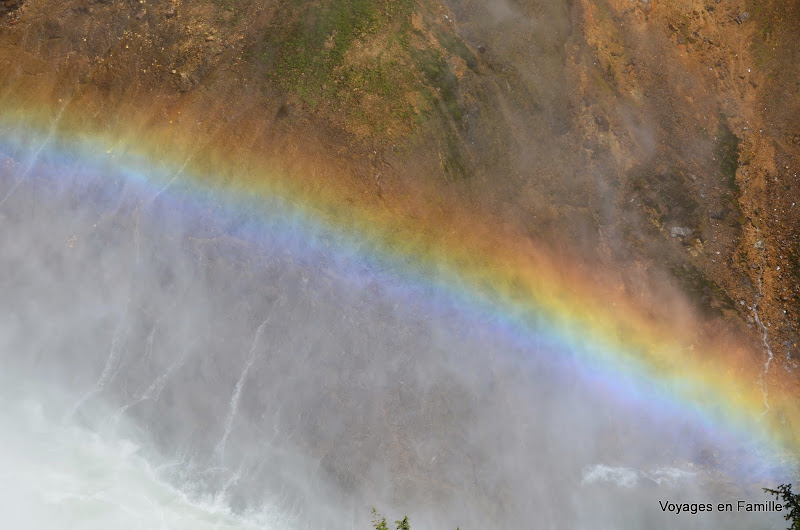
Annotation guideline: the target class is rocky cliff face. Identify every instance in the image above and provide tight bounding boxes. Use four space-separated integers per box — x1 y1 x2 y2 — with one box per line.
563 0 800 389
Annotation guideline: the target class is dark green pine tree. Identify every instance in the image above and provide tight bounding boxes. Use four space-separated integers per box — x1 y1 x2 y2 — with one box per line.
764 484 800 530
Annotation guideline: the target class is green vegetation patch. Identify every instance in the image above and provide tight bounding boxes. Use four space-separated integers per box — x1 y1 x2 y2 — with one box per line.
748 0 776 68
263 0 418 134
434 29 477 70
630 170 703 230
715 115 740 193
411 47 462 123
408 45 471 180
260 0 475 138
257 0 476 180
711 115 746 229
212 0 245 25
276 0 384 85
669 261 736 317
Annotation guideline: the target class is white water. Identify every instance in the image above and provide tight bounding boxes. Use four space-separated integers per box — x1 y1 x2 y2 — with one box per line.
0 395 285 530
752 240 776 414
214 317 272 463
581 464 697 488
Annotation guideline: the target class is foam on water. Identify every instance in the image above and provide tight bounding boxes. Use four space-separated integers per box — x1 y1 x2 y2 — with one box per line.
0 393 289 530
581 464 697 489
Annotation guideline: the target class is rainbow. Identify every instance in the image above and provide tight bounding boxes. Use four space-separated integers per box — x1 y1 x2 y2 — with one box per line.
0 93 798 481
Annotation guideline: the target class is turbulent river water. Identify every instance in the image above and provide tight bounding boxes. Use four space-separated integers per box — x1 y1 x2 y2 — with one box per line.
0 389 286 530
0 139 790 529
